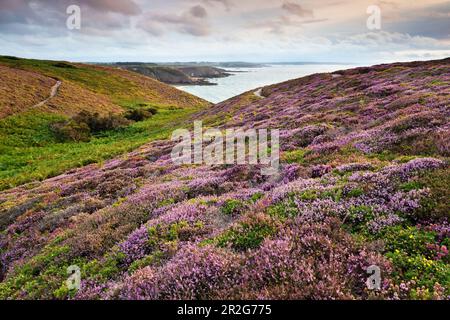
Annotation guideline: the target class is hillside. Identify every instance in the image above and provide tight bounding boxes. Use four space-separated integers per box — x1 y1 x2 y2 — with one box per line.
112 63 230 85
0 65 57 118
0 58 448 300
0 56 210 190
0 56 208 117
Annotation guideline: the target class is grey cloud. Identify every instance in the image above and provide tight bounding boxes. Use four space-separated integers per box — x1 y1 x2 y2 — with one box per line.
246 15 323 35
339 31 446 49
0 0 141 16
0 0 38 25
247 1 324 34
190 5 208 18
81 0 141 15
0 0 140 36
202 0 233 11
282 2 313 18
383 1 450 40
137 6 211 37
248 15 293 34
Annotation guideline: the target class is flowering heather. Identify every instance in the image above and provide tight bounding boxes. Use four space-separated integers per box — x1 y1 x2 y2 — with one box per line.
119 244 240 300
335 163 374 174
0 58 449 299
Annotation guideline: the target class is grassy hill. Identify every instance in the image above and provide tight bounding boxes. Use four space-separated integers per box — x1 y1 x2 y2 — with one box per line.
0 58 448 300
0 56 210 190
0 56 207 114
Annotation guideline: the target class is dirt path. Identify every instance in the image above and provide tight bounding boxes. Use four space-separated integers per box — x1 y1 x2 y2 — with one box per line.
32 80 61 108
254 87 264 98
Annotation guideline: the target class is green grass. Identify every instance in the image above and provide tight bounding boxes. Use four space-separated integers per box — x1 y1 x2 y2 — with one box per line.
0 56 208 190
282 149 307 164
0 106 199 190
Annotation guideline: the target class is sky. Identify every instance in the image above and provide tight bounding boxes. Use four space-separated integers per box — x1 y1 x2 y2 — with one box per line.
0 0 449 63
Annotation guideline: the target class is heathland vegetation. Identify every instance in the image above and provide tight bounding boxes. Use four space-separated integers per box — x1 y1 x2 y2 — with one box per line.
0 57 448 299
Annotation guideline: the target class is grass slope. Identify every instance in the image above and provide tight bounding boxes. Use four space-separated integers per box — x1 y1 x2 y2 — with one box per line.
0 56 210 190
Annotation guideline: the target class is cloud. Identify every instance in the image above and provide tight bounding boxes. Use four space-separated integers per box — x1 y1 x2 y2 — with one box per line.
81 0 141 15
0 0 449 62
202 0 233 11
138 6 211 37
190 5 208 18
377 1 399 9
382 1 450 40
248 15 293 34
338 31 447 50
246 1 325 35
282 2 313 17
0 0 141 17
0 0 141 35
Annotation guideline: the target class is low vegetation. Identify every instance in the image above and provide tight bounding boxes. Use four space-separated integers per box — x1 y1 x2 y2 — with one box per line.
0 58 448 300
0 56 208 189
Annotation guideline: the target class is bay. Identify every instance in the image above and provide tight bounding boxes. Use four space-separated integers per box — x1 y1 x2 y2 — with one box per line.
176 64 353 103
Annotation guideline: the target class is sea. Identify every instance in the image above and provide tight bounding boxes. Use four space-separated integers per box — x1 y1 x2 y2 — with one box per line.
176 64 353 103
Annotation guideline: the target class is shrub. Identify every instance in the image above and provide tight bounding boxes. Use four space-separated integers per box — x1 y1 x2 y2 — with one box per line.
73 111 130 133
215 213 277 251
241 218 392 299
220 199 245 216
124 108 157 122
53 62 76 69
416 169 450 219
283 149 306 164
2 55 20 60
377 225 449 297
267 198 298 219
50 120 91 142
345 187 364 198
50 111 132 142
119 244 240 300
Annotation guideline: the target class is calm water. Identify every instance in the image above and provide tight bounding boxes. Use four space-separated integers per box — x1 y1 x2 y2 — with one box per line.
176 64 351 103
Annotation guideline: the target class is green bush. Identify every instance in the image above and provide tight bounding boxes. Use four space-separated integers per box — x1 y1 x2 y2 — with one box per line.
50 111 132 142
267 198 298 219
416 169 450 219
73 111 131 133
124 108 157 122
50 120 91 142
221 199 245 216
215 214 276 251
345 187 364 198
381 226 436 257
378 225 449 297
53 62 76 69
